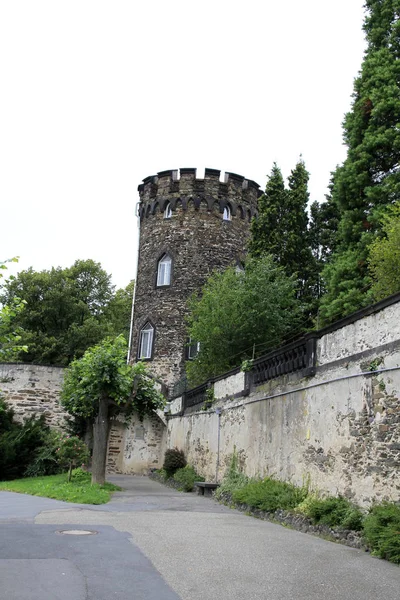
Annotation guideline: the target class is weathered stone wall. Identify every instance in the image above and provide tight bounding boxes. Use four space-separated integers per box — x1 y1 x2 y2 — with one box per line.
107 412 166 474
166 298 400 506
0 362 167 475
130 168 260 388
0 363 68 429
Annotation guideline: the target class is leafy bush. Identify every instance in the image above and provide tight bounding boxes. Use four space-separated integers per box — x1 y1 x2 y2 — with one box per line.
294 492 321 516
232 477 307 512
305 496 364 531
56 434 90 481
363 502 400 564
155 468 168 480
0 396 15 432
0 398 54 481
214 452 249 501
163 448 186 477
25 430 64 477
173 465 204 492
70 467 91 483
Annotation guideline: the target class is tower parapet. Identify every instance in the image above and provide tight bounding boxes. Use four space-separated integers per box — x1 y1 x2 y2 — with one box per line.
131 168 260 388
138 168 260 221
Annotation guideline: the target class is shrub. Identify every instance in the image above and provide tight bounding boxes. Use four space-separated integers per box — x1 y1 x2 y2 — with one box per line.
70 467 91 483
305 496 364 531
25 430 64 477
363 502 400 564
155 468 168 480
232 477 307 512
214 452 249 501
0 398 52 481
0 396 15 432
173 465 204 492
294 492 321 516
56 435 90 481
163 448 186 477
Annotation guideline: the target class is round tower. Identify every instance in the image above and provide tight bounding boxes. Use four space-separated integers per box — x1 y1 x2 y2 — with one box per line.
130 167 261 389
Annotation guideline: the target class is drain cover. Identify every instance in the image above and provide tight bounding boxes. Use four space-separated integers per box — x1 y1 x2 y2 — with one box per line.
57 530 98 536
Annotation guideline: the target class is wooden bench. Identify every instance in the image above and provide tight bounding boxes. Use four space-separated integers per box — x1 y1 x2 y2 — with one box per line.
194 482 220 496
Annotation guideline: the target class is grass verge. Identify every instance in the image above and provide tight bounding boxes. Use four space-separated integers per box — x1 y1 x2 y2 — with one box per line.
0 469 121 504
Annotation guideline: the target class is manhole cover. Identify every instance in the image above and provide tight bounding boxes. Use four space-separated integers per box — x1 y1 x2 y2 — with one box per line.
57 530 98 536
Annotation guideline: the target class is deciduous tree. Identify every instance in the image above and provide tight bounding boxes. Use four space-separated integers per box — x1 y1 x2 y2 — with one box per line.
0 258 27 361
368 201 400 300
61 336 164 485
186 256 302 385
0 260 133 364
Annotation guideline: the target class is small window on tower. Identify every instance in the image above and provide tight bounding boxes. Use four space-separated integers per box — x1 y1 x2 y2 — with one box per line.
223 206 232 221
139 322 154 359
164 203 172 219
157 254 172 286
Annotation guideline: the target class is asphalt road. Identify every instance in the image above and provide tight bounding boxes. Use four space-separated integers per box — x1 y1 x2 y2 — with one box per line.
1 476 399 600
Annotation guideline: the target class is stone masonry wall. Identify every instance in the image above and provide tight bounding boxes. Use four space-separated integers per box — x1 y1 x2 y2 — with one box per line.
130 168 260 388
0 363 68 429
0 362 167 475
166 298 400 506
107 412 166 474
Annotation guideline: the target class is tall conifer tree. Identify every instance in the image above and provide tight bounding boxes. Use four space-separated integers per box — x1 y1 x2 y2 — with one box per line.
249 159 317 322
309 178 341 300
286 159 318 311
319 0 400 323
249 163 287 261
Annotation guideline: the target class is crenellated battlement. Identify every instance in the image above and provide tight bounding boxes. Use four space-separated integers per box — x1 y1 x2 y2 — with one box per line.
138 168 261 221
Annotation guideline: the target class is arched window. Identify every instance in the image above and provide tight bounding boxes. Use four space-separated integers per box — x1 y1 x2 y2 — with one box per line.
223 205 232 221
138 322 154 359
157 254 172 286
164 202 172 219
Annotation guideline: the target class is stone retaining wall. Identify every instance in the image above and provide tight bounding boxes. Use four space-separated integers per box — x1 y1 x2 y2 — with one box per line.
166 297 400 506
0 363 68 429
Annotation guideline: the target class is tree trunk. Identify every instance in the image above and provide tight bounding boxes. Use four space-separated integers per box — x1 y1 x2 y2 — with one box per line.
68 462 73 482
91 395 109 485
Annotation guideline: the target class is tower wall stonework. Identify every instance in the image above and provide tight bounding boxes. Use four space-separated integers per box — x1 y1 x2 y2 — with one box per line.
130 168 260 389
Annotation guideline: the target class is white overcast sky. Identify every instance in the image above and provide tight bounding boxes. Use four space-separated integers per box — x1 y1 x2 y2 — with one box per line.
1 1 366 289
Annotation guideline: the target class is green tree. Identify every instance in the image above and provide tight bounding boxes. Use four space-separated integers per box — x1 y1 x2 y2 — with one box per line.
320 0 400 323
186 255 302 385
0 258 28 361
308 180 341 303
286 159 318 316
249 160 317 321
368 201 400 300
61 336 164 485
104 280 134 341
249 163 288 261
0 260 133 365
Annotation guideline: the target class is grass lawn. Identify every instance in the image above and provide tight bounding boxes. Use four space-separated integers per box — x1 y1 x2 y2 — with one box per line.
0 471 121 504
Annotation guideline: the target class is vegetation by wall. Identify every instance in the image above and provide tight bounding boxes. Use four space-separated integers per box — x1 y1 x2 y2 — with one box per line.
166 294 400 506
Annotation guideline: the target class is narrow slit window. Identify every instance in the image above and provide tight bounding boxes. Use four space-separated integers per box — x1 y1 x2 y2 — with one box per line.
157 255 172 286
139 323 154 359
164 202 172 219
223 206 232 221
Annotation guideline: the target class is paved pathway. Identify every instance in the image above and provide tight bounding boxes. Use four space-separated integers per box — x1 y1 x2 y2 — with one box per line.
1 476 399 600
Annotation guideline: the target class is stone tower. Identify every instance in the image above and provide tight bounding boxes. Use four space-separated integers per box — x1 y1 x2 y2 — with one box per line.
130 168 260 390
